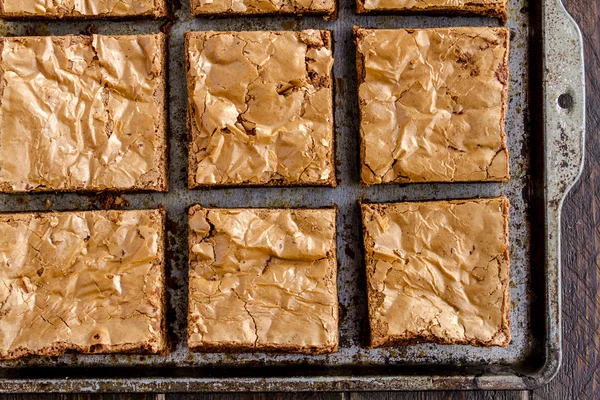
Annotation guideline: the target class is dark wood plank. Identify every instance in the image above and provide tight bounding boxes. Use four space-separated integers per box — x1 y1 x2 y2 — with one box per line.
167 394 342 400
0 2 596 400
0 396 342 400
0 395 162 400
531 0 600 399
350 392 529 400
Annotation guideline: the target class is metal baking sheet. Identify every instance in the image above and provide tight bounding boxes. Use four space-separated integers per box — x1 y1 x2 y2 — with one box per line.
0 0 586 392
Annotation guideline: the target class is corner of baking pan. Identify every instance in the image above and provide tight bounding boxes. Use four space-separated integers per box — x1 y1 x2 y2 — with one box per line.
532 0 586 389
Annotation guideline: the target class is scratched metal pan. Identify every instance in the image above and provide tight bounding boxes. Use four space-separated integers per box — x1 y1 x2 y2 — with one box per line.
0 0 585 392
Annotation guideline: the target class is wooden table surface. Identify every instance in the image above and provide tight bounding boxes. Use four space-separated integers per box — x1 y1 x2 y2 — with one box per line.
2 0 598 398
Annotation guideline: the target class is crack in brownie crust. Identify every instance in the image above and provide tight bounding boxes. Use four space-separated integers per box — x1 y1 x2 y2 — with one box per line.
191 0 335 17
187 206 338 353
186 30 335 188
0 0 167 18
356 0 508 20
0 209 167 360
0 34 168 193
361 197 511 348
355 27 510 185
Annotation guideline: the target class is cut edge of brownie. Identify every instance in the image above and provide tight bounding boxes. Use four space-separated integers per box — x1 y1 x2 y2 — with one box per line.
0 33 169 194
497 27 511 182
0 208 169 360
355 2 508 23
184 30 337 189
186 205 339 354
188 342 338 355
353 27 369 188
0 0 169 19
190 3 337 19
150 32 169 193
360 197 511 348
354 27 511 186
184 31 198 191
155 207 169 356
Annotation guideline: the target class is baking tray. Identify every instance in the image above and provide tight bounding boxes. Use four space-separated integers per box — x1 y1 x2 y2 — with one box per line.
0 0 585 392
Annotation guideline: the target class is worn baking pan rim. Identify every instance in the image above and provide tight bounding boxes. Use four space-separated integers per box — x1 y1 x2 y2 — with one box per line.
0 0 586 392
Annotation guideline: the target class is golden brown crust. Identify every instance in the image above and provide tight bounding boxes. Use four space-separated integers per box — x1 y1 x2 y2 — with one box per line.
354 27 510 186
0 209 167 360
0 0 168 18
355 0 507 21
360 197 511 348
190 0 335 17
0 34 168 193
187 206 339 354
185 30 335 188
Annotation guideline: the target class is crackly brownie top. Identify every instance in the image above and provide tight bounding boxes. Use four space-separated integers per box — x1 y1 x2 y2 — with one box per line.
0 0 162 17
356 28 510 185
359 0 507 13
0 209 165 360
186 30 335 187
0 34 166 192
187 206 338 352
361 198 510 347
191 0 334 15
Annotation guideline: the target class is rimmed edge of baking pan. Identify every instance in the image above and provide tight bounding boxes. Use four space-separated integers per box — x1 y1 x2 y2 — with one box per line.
0 0 586 391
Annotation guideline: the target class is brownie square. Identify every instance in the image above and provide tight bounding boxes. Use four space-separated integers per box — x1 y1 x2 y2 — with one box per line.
187 206 338 353
0 34 168 193
0 0 168 18
361 197 511 347
0 209 167 360
356 0 508 20
185 30 335 188
190 0 335 17
355 27 510 185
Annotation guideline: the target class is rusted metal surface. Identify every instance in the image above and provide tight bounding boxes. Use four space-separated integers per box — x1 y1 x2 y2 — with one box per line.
0 0 585 392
